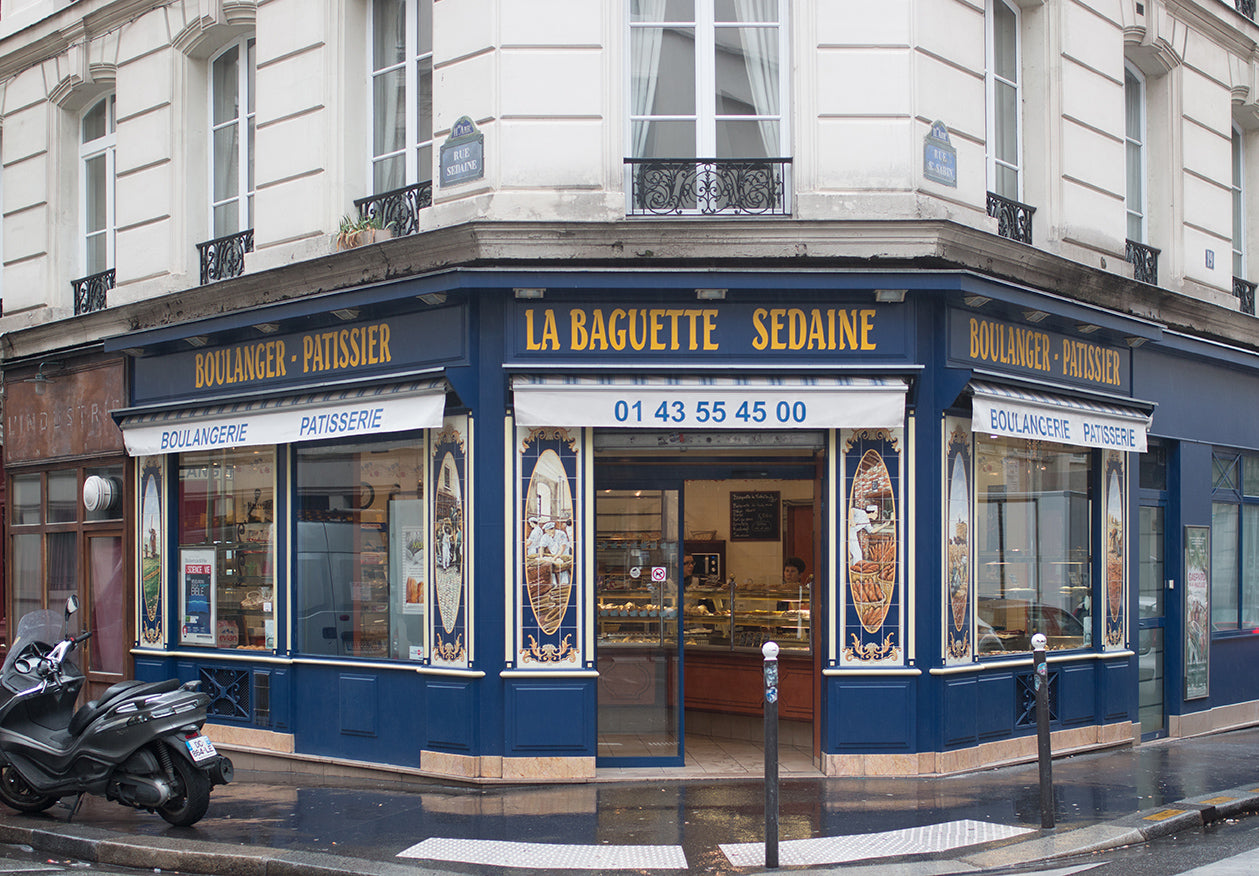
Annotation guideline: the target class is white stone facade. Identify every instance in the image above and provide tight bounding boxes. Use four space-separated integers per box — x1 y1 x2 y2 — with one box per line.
0 0 1254 338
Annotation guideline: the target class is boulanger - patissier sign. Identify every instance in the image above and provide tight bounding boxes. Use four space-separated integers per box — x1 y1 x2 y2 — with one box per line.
119 383 445 456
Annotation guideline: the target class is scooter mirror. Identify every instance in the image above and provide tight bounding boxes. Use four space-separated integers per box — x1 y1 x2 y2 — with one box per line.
65 594 79 616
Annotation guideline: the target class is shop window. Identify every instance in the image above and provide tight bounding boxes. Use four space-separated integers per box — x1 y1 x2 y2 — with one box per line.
177 448 275 650
370 0 433 194
975 436 1092 652
1210 450 1259 631
7 463 126 679
295 438 427 660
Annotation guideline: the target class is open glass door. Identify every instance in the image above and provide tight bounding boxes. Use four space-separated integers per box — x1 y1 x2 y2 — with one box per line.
595 488 683 765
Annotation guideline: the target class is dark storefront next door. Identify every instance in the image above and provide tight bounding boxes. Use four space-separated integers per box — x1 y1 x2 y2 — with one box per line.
595 487 683 765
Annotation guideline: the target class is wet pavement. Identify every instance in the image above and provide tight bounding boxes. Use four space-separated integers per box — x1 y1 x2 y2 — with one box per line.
1 727 1259 874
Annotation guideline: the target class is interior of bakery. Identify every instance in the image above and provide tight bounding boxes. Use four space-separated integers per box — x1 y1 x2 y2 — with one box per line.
593 432 821 765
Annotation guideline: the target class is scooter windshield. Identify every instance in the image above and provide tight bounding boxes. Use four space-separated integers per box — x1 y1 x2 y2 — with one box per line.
2 609 66 675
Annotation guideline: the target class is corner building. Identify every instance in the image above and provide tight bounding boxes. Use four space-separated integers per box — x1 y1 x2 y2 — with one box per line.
2 0 1259 781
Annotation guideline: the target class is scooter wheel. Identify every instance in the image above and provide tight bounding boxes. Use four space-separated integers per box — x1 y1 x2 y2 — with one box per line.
157 750 210 827
0 765 57 814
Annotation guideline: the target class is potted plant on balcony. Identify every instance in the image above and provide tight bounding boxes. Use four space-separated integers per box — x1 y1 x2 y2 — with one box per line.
336 213 393 250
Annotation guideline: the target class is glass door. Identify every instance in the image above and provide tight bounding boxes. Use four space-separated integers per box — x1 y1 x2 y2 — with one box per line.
595 488 683 765
1138 501 1166 738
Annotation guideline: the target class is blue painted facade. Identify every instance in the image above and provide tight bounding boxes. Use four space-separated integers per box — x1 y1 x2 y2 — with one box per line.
109 267 1259 777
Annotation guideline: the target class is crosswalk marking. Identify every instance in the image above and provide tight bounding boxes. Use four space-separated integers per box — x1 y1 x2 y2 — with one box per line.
397 837 689 870
721 818 1034 868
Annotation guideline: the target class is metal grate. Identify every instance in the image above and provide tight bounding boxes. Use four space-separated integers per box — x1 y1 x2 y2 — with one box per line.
252 671 270 727
1126 239 1160 285
1015 668 1058 728
1235 277 1256 315
199 667 251 721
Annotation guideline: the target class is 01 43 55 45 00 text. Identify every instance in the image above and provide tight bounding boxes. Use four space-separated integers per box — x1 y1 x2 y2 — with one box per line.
612 397 808 425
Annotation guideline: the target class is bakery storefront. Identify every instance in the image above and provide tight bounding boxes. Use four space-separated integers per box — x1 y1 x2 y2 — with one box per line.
504 290 916 769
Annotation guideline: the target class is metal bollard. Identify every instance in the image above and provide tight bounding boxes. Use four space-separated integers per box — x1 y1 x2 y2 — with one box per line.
1031 632 1055 830
763 640 780 869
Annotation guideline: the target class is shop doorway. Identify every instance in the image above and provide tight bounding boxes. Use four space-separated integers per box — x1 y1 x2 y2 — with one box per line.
594 432 823 768
1138 441 1170 739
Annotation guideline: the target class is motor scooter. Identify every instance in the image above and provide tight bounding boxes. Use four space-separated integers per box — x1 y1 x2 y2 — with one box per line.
0 596 232 826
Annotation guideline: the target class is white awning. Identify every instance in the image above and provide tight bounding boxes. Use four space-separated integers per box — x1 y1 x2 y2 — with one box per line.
117 378 447 455
970 381 1151 452
511 375 906 429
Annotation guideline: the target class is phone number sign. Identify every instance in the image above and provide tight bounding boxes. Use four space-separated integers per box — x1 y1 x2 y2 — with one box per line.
513 386 905 430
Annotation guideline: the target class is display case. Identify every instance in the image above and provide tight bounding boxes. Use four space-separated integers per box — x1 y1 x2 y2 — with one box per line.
682 583 811 654
215 523 275 650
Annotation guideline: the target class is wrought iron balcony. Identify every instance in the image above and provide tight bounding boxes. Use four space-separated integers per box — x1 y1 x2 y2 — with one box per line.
71 268 114 315
354 181 433 239
985 192 1035 244
1235 276 1257 315
198 229 254 285
1235 0 1256 22
1125 239 1160 285
626 157 790 216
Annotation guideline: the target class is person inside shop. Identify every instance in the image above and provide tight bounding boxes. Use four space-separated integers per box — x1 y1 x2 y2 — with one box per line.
684 555 717 614
779 556 808 610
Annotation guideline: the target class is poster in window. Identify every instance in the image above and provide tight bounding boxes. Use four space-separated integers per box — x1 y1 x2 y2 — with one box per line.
391 498 427 661
180 548 216 646
1184 525 1210 700
1103 451 1127 650
944 418 972 665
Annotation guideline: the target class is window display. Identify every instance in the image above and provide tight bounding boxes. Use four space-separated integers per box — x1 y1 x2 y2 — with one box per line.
975 436 1091 652
177 448 276 650
295 439 426 660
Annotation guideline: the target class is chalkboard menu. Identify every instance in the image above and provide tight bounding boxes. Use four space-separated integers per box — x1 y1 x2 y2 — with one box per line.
730 491 780 541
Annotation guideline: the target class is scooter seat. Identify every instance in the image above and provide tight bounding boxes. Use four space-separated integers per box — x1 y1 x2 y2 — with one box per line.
68 678 180 736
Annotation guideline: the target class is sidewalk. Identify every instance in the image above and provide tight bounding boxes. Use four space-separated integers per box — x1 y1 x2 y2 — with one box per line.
0 727 1258 875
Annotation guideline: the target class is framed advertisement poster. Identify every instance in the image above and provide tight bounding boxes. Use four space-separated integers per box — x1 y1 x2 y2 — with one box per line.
1184 525 1210 700
180 548 217 646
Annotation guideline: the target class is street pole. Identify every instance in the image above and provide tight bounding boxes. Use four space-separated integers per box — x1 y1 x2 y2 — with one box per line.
763 640 780 869
1031 632 1055 830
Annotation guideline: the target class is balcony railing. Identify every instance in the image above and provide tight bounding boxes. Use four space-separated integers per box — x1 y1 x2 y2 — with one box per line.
1235 0 1256 22
197 229 254 286
626 158 791 216
985 192 1036 244
1125 239 1160 285
1235 276 1257 315
71 268 114 315
354 181 433 239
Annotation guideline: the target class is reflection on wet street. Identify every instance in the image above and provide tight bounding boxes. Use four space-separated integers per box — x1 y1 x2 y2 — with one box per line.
25 728 1259 875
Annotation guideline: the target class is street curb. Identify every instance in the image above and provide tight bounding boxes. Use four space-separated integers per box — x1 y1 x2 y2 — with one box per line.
0 817 454 876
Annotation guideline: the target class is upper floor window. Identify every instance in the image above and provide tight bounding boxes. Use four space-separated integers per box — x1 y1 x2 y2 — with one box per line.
985 0 1021 201
370 0 433 193
629 0 786 159
1125 65 1147 244
1234 124 1245 279
80 95 115 276
210 37 255 239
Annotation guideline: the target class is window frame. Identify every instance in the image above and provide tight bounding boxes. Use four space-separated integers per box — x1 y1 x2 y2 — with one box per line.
985 0 1022 201
1210 449 1259 634
1233 122 1246 279
1125 63 1148 244
368 0 434 193
626 0 790 160
79 94 116 277
208 36 256 239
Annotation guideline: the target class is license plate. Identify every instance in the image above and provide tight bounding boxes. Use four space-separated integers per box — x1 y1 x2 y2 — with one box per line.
185 734 216 763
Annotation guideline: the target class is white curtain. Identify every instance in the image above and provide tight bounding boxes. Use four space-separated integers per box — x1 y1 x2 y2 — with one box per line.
630 0 667 157
734 0 780 158
372 0 407 192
